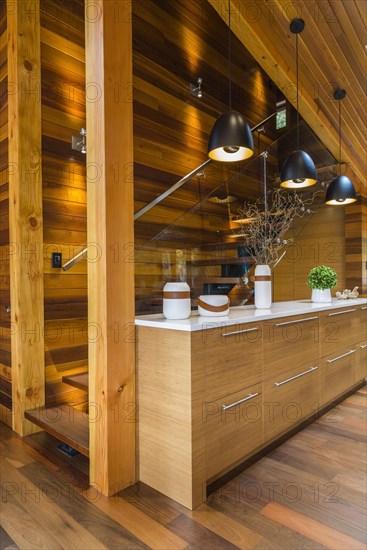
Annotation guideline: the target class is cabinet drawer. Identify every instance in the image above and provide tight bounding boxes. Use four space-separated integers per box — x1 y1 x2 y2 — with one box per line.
320 307 360 358
356 341 367 382
263 314 319 380
205 384 263 480
320 347 357 405
204 322 262 401
263 363 319 442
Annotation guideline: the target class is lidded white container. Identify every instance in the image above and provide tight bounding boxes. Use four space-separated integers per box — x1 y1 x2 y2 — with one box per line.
197 295 229 317
163 282 191 320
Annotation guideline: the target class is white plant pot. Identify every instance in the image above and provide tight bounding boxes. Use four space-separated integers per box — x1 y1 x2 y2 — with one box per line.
311 288 332 303
163 282 191 319
254 264 272 309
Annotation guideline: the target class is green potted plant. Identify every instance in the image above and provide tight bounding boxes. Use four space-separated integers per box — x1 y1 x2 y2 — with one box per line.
307 265 337 303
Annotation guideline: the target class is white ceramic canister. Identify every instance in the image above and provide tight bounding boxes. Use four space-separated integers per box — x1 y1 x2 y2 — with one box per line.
163 282 191 319
197 295 230 317
254 264 272 309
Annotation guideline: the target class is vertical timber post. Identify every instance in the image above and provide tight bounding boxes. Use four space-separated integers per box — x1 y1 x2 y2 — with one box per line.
85 0 136 495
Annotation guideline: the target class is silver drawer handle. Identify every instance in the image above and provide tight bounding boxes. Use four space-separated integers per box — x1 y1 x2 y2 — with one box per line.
360 344 367 349
222 327 259 337
274 316 318 327
362 306 367 310
222 392 259 411
274 366 318 387
327 349 356 363
328 309 356 316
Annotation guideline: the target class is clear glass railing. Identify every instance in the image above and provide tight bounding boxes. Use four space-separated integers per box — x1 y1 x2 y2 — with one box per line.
134 116 337 315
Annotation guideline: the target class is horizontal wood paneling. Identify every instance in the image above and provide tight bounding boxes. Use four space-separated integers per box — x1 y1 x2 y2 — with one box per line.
273 204 346 301
41 0 87 406
0 0 10 409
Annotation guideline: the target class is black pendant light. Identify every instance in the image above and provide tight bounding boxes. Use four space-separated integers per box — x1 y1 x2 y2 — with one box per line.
280 19 317 188
325 89 357 205
208 0 254 162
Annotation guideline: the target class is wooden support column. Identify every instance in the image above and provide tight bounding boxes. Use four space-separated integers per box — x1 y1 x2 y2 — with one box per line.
85 0 135 495
7 0 45 435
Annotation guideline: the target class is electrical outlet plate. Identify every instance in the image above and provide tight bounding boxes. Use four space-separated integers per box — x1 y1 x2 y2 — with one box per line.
52 252 62 268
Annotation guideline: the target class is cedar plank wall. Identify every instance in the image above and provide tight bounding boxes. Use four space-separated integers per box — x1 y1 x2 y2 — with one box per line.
0 0 11 414
345 192 367 294
40 0 87 407
132 0 277 312
273 204 346 301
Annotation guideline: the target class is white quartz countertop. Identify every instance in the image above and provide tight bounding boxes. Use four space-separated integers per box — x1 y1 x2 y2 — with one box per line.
135 298 367 332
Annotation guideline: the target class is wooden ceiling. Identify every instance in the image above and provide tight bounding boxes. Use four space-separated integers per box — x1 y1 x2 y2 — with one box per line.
209 0 367 192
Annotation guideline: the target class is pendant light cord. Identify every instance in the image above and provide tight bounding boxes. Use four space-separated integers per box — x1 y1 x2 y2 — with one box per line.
296 32 299 149
339 100 342 176
228 0 232 109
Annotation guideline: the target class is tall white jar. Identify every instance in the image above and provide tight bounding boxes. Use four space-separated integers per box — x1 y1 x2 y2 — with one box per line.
254 264 272 309
163 282 191 319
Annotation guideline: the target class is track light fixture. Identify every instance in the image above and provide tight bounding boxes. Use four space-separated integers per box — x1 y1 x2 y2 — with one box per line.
189 77 203 98
280 19 317 188
207 0 254 162
325 89 357 205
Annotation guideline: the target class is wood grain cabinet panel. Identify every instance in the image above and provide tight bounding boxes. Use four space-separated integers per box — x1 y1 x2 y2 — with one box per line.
204 384 263 480
263 362 320 442
320 347 357 406
356 341 367 382
320 307 360 358
357 305 367 343
204 323 262 402
263 314 319 381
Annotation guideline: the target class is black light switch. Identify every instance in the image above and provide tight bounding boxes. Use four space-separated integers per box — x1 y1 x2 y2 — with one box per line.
52 252 62 268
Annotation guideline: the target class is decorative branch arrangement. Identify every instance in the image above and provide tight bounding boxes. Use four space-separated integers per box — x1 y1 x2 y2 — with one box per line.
236 189 320 266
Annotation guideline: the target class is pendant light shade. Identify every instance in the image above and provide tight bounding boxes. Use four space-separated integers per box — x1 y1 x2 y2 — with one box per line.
207 0 254 163
208 110 254 162
325 175 357 205
325 89 357 206
280 149 317 188
280 19 317 188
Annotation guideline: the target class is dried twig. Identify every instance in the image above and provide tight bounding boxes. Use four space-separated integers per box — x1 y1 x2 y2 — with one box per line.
236 189 320 265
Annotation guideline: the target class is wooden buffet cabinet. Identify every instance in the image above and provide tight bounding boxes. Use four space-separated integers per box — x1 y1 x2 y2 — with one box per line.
136 300 367 509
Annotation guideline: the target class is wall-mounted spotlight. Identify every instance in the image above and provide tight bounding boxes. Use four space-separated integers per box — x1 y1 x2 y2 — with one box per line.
71 127 87 154
189 77 203 98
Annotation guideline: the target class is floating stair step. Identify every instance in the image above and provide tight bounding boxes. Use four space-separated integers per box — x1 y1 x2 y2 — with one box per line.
25 405 89 457
62 372 88 392
187 257 252 266
191 277 240 284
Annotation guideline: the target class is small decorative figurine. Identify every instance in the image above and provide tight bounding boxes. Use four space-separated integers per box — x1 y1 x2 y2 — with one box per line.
335 286 359 300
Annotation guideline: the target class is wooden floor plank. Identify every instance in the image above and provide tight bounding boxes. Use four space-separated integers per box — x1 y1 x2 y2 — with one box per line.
167 514 240 549
0 460 107 550
261 502 366 550
0 526 19 550
0 386 366 550
189 503 263 549
18 462 148 550
83 487 189 550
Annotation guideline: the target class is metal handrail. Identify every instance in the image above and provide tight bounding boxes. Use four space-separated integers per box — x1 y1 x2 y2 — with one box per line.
133 113 278 221
62 247 88 271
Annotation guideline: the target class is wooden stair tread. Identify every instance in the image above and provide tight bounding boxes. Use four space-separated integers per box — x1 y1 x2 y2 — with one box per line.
62 372 88 392
187 257 252 266
191 277 240 284
24 405 89 457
